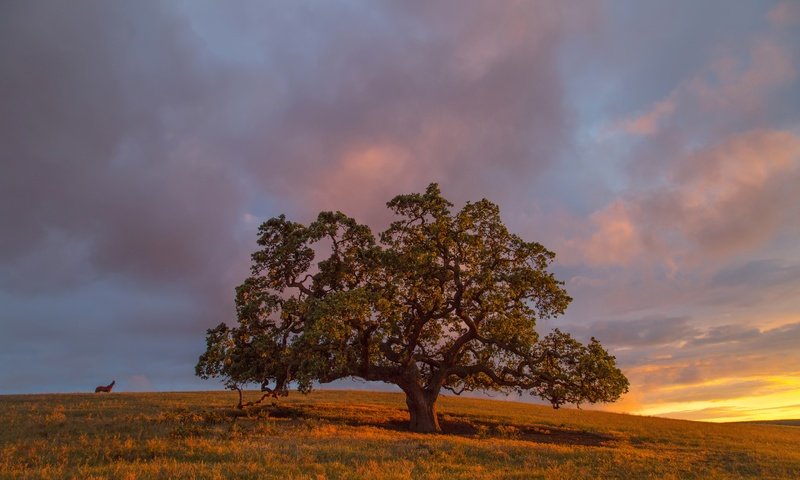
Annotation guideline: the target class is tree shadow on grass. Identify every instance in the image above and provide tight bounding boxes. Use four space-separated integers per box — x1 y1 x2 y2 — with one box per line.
263 405 616 447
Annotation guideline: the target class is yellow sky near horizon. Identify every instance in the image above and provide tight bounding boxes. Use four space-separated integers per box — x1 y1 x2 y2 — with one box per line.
625 375 800 422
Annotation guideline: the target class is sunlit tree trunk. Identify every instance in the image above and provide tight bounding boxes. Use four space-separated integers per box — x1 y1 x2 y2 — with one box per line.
403 385 441 433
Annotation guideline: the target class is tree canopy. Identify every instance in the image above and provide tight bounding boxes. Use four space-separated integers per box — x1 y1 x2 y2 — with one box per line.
197 184 629 432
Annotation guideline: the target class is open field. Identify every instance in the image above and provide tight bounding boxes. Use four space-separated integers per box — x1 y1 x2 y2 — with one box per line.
1 390 799 479
738 419 800 427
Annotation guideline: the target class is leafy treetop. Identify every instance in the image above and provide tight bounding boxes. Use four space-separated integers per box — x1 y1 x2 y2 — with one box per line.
197 184 629 432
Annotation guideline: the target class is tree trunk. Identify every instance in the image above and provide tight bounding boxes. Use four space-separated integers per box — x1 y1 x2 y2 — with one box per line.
235 386 243 409
404 388 441 433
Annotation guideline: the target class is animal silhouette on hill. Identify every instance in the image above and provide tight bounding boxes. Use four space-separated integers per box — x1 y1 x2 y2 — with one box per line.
94 380 115 393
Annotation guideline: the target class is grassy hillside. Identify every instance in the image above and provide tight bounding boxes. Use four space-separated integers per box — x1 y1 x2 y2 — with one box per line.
738 419 800 427
1 390 799 479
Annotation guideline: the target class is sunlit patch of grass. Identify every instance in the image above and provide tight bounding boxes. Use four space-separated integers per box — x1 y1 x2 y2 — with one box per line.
0 390 799 479
41 404 67 426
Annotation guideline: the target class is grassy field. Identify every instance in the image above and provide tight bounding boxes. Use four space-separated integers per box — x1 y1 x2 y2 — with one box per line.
1 390 799 479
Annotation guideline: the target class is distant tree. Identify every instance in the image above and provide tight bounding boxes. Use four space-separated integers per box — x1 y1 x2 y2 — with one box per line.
196 184 629 433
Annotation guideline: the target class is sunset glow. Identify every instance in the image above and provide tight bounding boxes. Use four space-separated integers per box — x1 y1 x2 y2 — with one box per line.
2 0 799 424
637 375 800 422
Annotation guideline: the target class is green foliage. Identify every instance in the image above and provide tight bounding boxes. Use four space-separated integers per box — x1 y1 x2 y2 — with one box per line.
531 330 630 409
196 184 629 427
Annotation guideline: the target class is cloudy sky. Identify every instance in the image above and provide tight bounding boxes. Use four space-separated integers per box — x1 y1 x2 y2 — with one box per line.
2 0 799 422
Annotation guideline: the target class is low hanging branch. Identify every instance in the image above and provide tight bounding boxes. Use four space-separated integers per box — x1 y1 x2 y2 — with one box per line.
232 387 281 409
197 183 629 433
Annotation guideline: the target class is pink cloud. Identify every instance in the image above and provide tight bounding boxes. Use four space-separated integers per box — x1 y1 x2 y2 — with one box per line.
312 143 418 222
586 19 800 271
611 34 795 138
574 129 800 271
688 38 796 117
616 95 677 136
768 1 800 27
575 201 644 266
668 129 800 258
241 1 603 223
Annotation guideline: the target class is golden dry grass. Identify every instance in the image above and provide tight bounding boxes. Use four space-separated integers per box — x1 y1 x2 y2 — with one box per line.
1 390 799 479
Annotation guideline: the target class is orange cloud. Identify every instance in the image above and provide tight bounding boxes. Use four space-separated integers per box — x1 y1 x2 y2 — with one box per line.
602 320 800 421
595 388 644 413
638 377 800 422
300 142 418 227
568 201 644 266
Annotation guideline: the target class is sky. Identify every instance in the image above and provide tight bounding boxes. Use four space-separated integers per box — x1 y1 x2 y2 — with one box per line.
1 0 799 422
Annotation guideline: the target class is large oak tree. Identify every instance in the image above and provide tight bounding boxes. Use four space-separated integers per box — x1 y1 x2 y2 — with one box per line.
197 184 628 433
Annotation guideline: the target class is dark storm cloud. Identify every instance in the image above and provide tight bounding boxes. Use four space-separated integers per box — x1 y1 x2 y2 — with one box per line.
602 0 770 118
0 0 595 393
180 0 599 222
2 0 595 293
568 316 699 347
0 1 256 392
711 259 800 288
0 1 247 294
706 259 800 309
